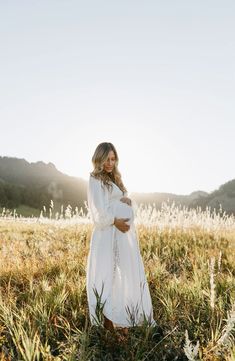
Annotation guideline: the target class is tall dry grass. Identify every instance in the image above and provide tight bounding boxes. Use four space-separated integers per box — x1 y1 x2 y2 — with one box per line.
0 201 234 360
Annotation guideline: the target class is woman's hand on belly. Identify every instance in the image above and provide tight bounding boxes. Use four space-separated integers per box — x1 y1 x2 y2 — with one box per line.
113 218 130 233
120 197 132 206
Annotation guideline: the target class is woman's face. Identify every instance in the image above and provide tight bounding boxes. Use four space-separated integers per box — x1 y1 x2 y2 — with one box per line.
103 150 116 173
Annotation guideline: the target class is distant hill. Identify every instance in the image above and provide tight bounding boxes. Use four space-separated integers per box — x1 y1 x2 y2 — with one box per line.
0 156 87 216
130 190 209 210
130 180 235 215
188 179 235 215
0 156 234 216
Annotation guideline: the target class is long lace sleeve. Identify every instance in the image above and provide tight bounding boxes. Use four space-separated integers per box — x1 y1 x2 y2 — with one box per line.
87 176 115 230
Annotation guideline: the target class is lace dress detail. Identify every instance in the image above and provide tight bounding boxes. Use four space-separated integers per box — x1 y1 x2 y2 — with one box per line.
112 236 121 319
112 237 120 283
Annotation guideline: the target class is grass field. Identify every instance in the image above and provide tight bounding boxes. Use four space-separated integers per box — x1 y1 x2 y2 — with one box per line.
0 202 234 360
0 205 40 218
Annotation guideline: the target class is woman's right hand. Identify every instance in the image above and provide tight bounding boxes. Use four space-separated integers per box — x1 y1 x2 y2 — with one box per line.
114 218 130 233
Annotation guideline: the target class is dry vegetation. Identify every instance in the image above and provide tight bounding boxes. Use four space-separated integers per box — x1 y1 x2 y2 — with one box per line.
0 202 234 360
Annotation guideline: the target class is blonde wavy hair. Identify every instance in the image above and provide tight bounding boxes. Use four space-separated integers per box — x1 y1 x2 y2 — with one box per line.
90 142 127 195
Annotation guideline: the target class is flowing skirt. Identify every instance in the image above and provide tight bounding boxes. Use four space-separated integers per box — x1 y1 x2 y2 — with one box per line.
109 224 156 327
86 219 156 328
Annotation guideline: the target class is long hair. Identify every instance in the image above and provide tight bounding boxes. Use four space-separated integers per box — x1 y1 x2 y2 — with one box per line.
90 142 127 194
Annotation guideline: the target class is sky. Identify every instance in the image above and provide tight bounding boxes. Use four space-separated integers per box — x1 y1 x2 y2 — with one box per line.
0 0 234 195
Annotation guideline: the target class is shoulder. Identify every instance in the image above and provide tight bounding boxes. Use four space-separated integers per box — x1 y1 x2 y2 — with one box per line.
89 175 104 190
89 174 101 184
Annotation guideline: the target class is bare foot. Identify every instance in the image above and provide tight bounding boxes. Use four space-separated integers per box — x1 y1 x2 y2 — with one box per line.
116 327 129 335
103 314 115 331
116 327 129 342
122 327 128 336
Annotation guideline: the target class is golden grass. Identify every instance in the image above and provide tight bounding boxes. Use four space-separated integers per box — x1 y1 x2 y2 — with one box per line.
0 204 234 360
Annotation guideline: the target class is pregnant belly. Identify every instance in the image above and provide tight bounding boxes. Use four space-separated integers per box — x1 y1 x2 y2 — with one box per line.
112 200 134 225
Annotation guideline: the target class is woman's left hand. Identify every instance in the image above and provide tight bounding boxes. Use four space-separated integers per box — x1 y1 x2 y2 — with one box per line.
120 197 132 206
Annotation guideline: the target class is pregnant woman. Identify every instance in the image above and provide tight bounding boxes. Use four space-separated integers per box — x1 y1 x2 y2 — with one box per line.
86 142 156 335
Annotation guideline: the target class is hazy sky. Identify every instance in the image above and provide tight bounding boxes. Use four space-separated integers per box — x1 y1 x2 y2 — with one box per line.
0 0 234 194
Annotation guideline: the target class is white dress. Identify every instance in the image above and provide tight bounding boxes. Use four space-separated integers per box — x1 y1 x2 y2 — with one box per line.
86 175 156 328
